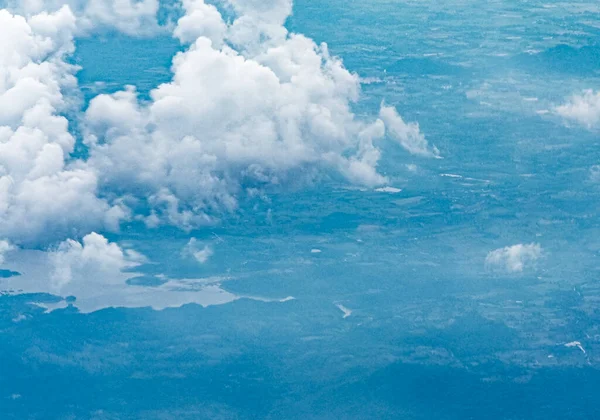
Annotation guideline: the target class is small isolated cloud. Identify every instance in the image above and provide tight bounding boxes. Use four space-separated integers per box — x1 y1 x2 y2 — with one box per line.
485 243 542 273
0 239 14 265
556 90 600 128
184 238 214 264
50 232 145 292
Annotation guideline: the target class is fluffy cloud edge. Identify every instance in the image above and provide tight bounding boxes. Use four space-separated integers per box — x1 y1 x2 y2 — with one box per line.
485 243 543 273
183 238 214 264
0 239 15 265
0 1 437 247
556 89 600 129
0 7 133 246
4 0 163 35
50 232 146 291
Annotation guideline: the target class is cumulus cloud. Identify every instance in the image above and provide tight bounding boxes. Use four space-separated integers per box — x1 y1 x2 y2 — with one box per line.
174 0 228 45
183 238 213 263
4 0 160 35
0 8 127 245
83 0 433 230
50 232 145 291
485 243 542 273
0 0 435 314
226 0 292 24
0 1 435 245
556 90 600 128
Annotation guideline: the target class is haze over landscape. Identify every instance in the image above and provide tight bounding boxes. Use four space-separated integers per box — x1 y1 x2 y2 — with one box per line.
2 0 600 418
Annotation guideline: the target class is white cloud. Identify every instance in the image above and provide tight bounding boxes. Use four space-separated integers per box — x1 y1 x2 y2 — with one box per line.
174 0 227 45
0 1 433 313
0 239 14 265
556 90 600 128
226 0 292 24
0 233 293 313
5 0 161 35
50 232 145 291
0 8 126 246
225 0 291 52
485 243 542 273
0 1 434 245
184 238 214 264
379 105 440 157
83 2 432 230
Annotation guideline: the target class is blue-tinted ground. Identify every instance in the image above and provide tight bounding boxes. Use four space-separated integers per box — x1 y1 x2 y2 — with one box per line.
3 0 600 418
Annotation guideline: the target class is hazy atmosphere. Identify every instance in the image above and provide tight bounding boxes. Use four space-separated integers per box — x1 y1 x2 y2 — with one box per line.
1 0 600 418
